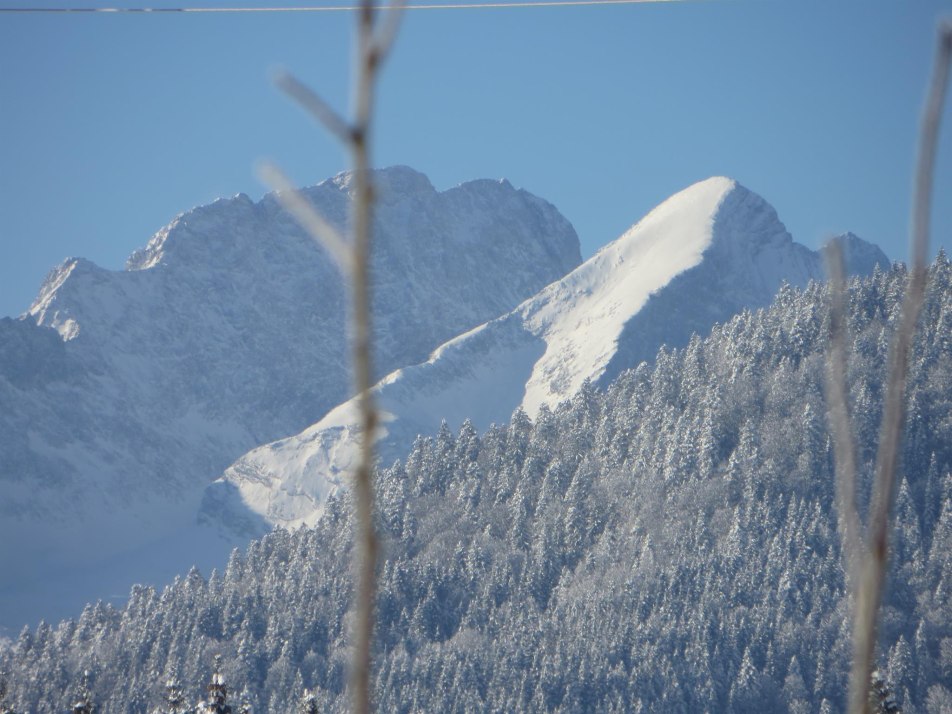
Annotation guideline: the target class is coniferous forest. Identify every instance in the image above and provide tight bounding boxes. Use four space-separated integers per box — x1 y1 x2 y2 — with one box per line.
3 258 952 712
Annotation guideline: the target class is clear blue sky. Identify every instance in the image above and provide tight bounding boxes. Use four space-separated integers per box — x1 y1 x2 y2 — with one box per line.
1 0 950 318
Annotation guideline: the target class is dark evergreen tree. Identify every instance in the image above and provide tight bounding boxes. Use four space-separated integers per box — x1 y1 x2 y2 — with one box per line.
198 656 231 714
0 677 15 714
869 669 901 713
71 671 94 714
299 687 318 714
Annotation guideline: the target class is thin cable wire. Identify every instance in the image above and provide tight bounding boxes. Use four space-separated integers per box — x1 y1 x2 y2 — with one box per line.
0 0 686 12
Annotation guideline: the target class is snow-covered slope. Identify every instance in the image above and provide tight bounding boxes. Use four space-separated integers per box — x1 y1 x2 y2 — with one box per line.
203 177 888 534
0 166 580 630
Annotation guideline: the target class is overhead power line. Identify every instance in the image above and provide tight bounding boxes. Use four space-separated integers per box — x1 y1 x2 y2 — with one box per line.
0 0 684 12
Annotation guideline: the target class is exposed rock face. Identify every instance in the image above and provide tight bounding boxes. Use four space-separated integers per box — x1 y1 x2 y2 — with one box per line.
0 166 580 630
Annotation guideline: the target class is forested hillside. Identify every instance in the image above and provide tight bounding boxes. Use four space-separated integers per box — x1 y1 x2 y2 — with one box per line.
3 258 951 713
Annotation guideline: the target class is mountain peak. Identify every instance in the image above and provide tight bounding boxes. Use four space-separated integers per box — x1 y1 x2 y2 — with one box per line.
605 176 781 263
0 166 582 630
515 176 746 414
329 164 436 198
621 175 738 241
676 175 738 198
128 167 444 272
834 231 890 276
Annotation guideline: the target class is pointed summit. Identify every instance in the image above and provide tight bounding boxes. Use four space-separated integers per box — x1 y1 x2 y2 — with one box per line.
518 176 751 410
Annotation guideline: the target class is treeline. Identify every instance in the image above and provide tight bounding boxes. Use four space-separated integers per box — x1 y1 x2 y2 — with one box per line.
0 655 322 713
2 258 952 712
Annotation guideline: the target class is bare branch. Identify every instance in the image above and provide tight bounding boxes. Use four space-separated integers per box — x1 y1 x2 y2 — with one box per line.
273 69 355 146
265 3 396 711
823 239 864 588
257 161 353 276
349 1 389 711
371 0 408 64
847 21 952 714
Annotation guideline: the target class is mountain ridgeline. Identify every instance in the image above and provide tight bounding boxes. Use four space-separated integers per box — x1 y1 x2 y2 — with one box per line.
3 258 951 712
0 167 581 631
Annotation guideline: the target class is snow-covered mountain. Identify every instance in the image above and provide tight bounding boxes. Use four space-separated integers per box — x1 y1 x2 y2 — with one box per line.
203 177 888 534
0 166 580 630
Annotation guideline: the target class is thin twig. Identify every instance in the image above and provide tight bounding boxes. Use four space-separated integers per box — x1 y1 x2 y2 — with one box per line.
824 239 864 589
257 161 353 275
371 0 408 63
264 4 400 710
273 69 355 147
846 21 952 714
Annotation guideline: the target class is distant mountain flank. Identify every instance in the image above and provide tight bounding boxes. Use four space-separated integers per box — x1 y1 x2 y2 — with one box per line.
202 177 888 535
0 166 580 631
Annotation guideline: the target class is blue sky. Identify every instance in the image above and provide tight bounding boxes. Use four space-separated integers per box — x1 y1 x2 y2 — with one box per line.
1 0 950 318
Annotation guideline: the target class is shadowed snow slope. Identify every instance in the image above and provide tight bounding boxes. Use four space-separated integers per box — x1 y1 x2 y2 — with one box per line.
0 166 580 631
203 177 888 534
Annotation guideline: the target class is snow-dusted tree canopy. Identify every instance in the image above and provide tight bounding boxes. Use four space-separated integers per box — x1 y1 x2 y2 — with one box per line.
3 257 951 712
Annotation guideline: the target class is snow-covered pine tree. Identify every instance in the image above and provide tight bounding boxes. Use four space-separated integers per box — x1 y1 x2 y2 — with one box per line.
235 687 252 714
162 668 190 714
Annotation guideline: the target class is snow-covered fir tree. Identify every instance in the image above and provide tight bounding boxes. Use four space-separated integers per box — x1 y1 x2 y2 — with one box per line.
235 687 252 714
157 668 190 714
